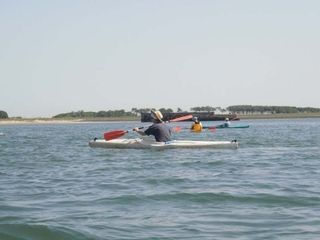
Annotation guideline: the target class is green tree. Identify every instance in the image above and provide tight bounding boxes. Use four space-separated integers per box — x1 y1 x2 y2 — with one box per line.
191 106 215 112
0 110 9 119
159 108 173 113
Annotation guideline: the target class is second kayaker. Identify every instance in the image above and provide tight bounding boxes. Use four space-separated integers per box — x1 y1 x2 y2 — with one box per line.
191 117 203 132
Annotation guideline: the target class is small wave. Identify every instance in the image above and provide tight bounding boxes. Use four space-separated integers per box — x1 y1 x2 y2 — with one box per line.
97 192 320 207
153 192 320 207
0 224 95 240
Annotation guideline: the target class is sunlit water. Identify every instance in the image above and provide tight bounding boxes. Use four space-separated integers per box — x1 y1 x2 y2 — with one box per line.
0 118 320 239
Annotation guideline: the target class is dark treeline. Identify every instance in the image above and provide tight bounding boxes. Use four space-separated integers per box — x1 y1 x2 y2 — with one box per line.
191 106 228 113
0 110 9 119
2 105 320 119
53 107 227 118
53 109 174 118
53 108 180 118
52 105 320 119
53 110 136 118
227 105 320 114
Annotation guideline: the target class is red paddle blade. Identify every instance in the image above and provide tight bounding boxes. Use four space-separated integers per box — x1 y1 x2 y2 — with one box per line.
172 126 182 132
104 130 127 141
208 127 216 132
169 114 193 122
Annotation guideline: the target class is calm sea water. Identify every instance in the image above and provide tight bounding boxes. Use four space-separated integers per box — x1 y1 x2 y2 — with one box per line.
0 118 320 239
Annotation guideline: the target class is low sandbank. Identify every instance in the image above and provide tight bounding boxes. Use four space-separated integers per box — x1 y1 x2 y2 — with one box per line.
0 117 140 125
0 113 319 125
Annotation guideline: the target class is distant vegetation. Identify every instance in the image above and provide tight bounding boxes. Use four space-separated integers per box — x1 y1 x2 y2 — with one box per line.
53 108 178 119
0 110 8 119
191 106 228 113
53 110 136 119
2 106 319 120
52 106 320 119
227 105 320 114
53 107 228 119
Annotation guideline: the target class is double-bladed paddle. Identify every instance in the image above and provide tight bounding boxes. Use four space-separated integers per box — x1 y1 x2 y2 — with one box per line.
103 114 192 141
165 114 193 123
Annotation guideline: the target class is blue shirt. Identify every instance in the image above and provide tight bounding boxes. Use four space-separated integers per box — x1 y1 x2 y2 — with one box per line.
145 123 172 142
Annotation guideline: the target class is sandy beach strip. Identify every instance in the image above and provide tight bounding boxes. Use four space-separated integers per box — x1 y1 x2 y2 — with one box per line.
0 118 140 125
0 119 86 125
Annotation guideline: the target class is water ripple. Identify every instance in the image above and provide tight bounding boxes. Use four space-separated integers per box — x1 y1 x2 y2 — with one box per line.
1 119 320 239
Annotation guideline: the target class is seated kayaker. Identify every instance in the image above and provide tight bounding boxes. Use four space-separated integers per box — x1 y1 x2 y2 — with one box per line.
133 110 172 142
191 117 203 132
224 118 231 127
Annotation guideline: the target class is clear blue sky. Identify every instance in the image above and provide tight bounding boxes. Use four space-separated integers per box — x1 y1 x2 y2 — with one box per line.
1 1 319 117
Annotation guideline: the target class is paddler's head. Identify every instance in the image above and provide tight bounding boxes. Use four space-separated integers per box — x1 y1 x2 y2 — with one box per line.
192 117 199 123
151 110 163 123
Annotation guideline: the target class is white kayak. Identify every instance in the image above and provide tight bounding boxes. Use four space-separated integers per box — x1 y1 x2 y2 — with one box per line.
89 138 238 149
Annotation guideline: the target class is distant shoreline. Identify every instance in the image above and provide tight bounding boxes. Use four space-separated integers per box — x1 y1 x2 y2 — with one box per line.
238 113 320 119
0 113 319 125
0 118 139 125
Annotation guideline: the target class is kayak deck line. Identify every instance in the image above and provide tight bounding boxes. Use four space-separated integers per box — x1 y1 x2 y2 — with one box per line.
89 138 239 150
